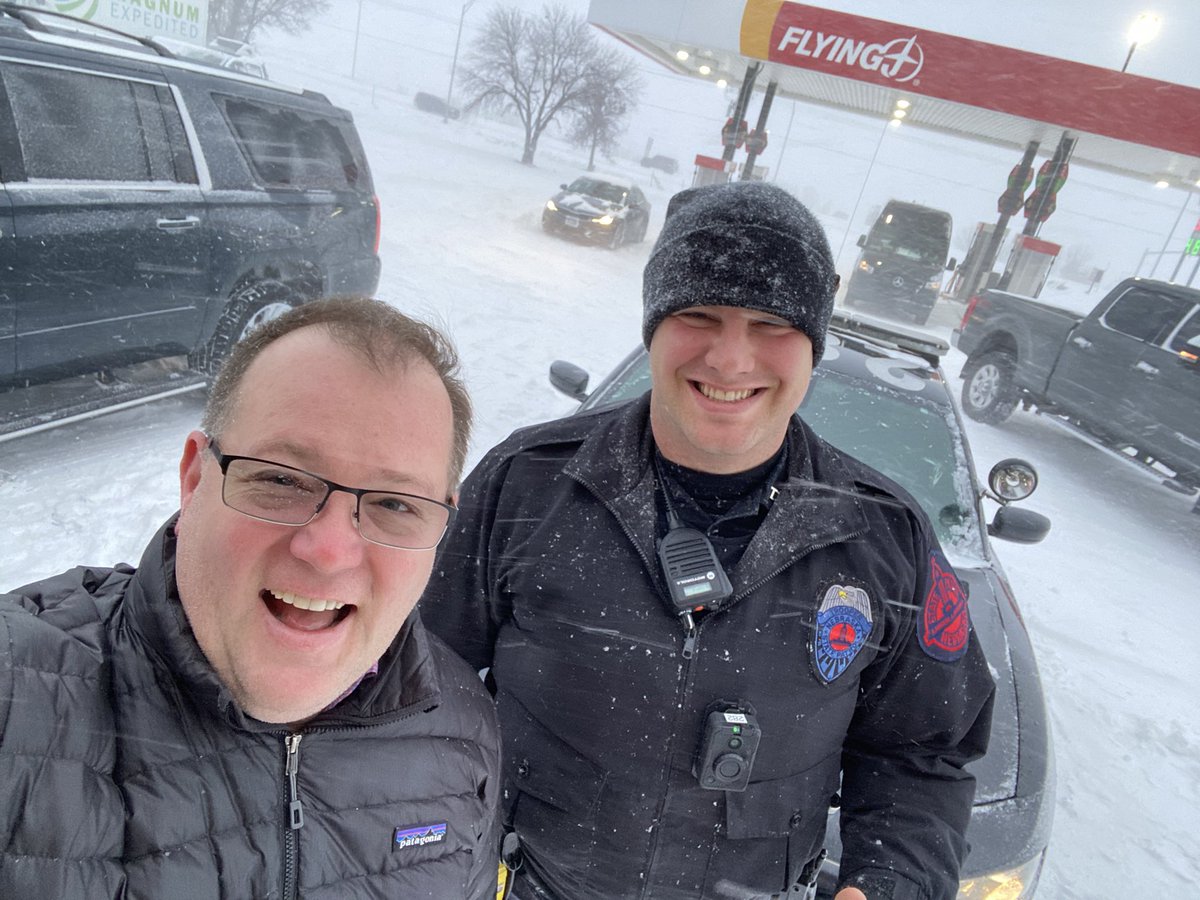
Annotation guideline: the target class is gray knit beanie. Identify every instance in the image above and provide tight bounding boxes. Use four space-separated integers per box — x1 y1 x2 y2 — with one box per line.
642 181 838 364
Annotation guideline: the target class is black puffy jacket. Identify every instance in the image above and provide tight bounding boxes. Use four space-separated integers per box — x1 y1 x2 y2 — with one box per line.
421 396 995 900
0 519 501 899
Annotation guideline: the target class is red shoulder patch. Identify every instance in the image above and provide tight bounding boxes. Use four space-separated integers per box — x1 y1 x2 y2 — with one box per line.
920 551 969 661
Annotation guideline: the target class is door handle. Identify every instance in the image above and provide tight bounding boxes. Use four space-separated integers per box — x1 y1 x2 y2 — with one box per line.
156 216 200 231
1134 360 1159 377
1070 336 1092 350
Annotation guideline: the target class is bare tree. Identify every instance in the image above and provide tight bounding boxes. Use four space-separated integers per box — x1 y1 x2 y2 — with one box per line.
568 48 642 171
463 4 611 166
208 0 331 44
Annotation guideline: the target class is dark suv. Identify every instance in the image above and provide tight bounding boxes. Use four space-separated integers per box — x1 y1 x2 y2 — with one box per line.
0 4 381 385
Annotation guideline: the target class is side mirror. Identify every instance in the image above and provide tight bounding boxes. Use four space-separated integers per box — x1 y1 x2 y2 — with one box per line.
946 256 958 271
856 234 866 249
988 458 1039 502
560 183 568 191
549 360 590 401
988 505 1051 544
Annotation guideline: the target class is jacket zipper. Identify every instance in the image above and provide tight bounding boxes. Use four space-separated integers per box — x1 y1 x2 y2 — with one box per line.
275 708 435 898
282 733 304 900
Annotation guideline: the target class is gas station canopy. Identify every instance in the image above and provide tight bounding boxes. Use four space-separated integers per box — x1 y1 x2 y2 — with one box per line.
587 0 1200 188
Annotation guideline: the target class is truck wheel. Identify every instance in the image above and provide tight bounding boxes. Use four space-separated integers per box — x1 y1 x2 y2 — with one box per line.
189 280 301 376
961 351 1019 424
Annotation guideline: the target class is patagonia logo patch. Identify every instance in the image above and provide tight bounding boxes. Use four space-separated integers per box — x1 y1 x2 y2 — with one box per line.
920 551 969 661
393 823 447 851
813 584 873 683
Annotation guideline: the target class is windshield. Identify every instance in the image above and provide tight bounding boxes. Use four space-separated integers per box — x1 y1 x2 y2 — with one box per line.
865 206 953 265
566 177 628 204
801 375 981 557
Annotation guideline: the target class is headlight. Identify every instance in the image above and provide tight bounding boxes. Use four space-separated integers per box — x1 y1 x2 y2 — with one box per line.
925 276 943 290
594 214 615 226
546 200 558 212
857 259 875 274
956 852 1045 899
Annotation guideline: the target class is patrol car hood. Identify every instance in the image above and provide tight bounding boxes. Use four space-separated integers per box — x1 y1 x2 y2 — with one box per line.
554 191 620 216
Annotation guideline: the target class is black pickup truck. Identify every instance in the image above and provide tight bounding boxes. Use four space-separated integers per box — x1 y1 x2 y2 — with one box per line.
953 278 1200 505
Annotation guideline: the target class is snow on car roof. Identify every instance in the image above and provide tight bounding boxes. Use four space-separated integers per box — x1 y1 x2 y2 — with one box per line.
579 172 636 190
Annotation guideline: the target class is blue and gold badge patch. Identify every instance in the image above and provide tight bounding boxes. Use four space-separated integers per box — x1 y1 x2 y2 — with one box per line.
814 584 873 683
920 550 969 662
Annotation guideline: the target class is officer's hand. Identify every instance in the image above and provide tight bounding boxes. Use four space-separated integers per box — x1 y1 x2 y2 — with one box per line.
834 889 868 900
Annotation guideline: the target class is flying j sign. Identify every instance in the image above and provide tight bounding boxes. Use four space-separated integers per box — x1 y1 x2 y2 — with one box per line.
738 0 1200 159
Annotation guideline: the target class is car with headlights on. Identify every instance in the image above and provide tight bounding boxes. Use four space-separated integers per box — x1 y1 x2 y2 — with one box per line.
547 312 1055 899
541 174 651 249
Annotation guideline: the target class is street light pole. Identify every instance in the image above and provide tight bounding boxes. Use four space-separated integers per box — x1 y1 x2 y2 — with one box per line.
351 0 364 80
445 0 476 123
1120 42 1137 74
1121 12 1161 73
836 116 894 269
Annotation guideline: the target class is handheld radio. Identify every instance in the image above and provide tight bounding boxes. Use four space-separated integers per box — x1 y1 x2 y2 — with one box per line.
657 524 733 616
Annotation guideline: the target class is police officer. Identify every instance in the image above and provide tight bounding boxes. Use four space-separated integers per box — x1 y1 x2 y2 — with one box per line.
422 181 995 900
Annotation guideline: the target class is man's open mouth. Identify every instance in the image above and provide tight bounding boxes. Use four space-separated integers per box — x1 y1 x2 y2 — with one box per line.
262 589 354 631
694 381 759 402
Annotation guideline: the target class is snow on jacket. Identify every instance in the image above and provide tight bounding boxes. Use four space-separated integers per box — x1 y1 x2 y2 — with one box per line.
0 518 501 900
420 395 995 900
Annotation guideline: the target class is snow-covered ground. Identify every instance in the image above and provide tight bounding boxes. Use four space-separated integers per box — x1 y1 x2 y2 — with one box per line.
3 2 1200 895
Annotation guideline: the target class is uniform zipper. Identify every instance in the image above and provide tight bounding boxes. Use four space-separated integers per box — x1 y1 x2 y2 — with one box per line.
680 611 698 659
282 733 304 900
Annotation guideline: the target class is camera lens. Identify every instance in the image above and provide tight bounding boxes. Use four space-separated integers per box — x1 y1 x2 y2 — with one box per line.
714 753 744 783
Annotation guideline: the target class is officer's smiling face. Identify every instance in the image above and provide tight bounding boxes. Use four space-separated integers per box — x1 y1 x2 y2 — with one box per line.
648 305 815 474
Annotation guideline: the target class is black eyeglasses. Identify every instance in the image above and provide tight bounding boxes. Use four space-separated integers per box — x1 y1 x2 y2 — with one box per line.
206 438 456 551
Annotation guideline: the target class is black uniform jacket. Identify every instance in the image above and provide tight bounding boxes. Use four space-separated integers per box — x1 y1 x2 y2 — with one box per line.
421 395 995 900
0 519 501 900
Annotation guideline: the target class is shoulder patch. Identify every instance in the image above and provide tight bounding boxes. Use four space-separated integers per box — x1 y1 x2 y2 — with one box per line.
813 584 873 683
920 550 969 661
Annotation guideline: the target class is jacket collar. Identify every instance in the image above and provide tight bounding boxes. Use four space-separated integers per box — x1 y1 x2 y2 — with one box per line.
564 395 870 598
122 517 442 732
